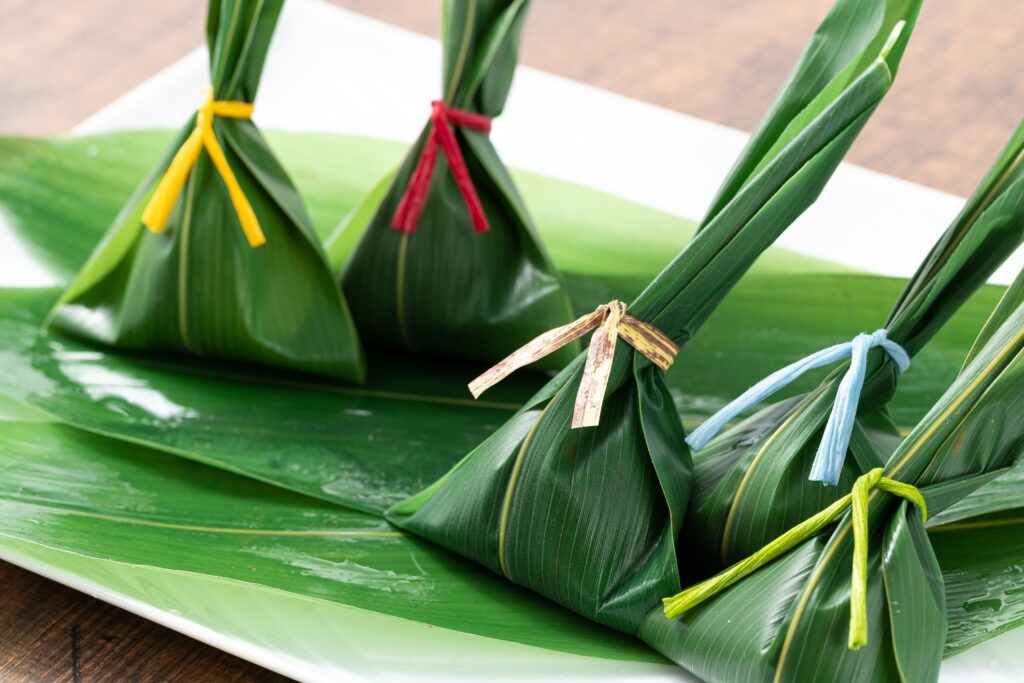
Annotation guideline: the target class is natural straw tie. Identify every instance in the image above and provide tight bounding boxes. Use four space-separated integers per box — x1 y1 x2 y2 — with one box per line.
469 300 678 428
662 467 927 650
142 85 264 248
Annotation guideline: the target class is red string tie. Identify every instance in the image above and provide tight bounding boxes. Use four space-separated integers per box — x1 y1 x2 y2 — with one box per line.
392 100 492 234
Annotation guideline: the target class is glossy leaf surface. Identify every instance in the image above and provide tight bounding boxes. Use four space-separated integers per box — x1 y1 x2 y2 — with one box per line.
649 268 1024 682
1 125 1024 675
4 129 1000 516
47 0 366 383
685 116 1024 570
389 0 925 640
0 336 1019 669
338 0 579 368
0 400 655 662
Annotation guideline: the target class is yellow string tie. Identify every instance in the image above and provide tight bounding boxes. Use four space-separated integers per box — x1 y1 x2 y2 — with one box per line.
141 85 264 248
662 467 926 650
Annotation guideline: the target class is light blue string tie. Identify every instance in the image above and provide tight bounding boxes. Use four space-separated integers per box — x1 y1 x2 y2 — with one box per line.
685 329 910 485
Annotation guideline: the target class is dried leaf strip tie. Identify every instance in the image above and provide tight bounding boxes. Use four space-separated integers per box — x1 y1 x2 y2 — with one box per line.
685 329 910 484
142 85 264 248
662 467 927 650
392 100 493 234
469 301 678 428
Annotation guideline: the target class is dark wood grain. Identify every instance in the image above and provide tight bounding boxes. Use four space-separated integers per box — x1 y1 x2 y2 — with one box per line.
332 0 1024 197
0 562 288 682
0 0 206 137
3 0 1021 195
1 0 1021 680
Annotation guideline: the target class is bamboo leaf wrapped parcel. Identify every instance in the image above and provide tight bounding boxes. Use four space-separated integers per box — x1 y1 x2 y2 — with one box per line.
683 118 1024 573
925 342 1024 655
387 0 922 633
930 500 1024 654
338 0 577 368
650 269 1024 683
46 0 365 382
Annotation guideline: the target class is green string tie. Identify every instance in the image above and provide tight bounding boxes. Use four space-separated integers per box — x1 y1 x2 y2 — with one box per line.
663 467 927 650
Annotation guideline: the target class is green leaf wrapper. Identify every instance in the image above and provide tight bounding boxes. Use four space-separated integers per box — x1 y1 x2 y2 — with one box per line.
930 471 1024 656
645 269 1024 682
3 129 1024 666
684 118 1024 574
45 0 365 382
336 0 577 369
387 0 921 635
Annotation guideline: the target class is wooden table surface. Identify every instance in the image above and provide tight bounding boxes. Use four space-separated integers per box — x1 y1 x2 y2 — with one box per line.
1 0 1021 680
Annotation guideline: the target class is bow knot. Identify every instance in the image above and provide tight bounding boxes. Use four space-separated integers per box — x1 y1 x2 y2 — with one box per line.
392 101 493 234
663 467 927 651
685 328 910 484
865 329 887 347
469 300 678 428
142 86 263 247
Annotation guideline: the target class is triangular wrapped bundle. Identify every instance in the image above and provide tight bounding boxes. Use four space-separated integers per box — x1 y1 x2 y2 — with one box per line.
46 0 365 382
387 0 922 633
649 268 1024 682
338 0 577 369
682 117 1024 574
